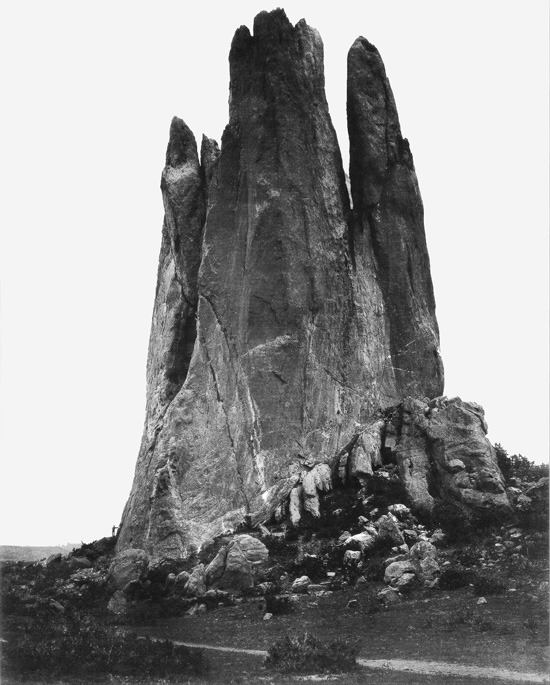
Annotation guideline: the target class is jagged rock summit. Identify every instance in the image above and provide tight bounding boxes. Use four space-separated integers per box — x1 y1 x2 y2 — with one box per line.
117 9 508 559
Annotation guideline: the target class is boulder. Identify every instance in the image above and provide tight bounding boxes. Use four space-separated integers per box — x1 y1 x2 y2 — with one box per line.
232 535 269 571
67 557 93 571
108 549 149 591
343 550 361 566
292 576 311 594
184 564 206 597
385 397 512 517
348 421 385 482
387 504 412 521
377 587 401 605
346 531 377 553
207 536 269 592
395 572 417 593
174 570 190 592
409 540 439 582
205 547 228 586
302 464 332 517
107 590 128 615
217 544 252 592
384 560 415 586
45 553 62 566
376 514 405 546
289 486 304 526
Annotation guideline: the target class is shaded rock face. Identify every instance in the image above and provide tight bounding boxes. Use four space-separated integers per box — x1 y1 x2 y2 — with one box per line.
118 9 445 558
383 397 510 516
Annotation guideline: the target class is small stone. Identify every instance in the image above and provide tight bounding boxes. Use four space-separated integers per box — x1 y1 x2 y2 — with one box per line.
388 504 411 520
48 599 65 612
326 571 336 578
343 550 361 566
338 531 351 545
377 587 401 604
186 603 207 616
292 576 311 593
477 597 487 605
347 599 358 608
263 612 273 620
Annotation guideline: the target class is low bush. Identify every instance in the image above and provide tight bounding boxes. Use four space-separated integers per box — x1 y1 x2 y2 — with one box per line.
495 444 549 484
432 500 474 543
2 609 208 679
264 632 359 673
265 593 294 615
473 574 507 596
361 556 386 583
439 568 477 591
291 554 326 582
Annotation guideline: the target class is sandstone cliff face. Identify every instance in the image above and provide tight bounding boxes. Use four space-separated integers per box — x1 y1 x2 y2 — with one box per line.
117 10 505 559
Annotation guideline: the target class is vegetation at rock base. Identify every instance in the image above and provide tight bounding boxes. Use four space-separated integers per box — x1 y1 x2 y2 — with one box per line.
1 603 208 681
1 439 548 683
495 443 549 484
264 632 360 673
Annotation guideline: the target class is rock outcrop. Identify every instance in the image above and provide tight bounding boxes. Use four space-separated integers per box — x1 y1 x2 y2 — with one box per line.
117 10 506 559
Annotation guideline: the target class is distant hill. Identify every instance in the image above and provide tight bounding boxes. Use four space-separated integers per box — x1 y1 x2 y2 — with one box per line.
0 543 79 562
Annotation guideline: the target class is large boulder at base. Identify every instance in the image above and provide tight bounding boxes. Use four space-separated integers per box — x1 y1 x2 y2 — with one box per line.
232 534 269 570
116 8 444 559
108 549 149 590
206 535 269 592
384 397 512 517
217 543 252 592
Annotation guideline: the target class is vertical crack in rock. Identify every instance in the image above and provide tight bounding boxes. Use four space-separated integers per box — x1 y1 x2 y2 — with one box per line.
117 11 455 558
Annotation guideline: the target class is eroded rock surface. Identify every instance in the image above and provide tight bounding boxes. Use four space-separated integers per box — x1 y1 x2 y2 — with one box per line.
118 10 514 560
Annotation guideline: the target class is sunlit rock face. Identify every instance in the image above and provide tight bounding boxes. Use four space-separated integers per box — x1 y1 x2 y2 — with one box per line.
117 9 445 559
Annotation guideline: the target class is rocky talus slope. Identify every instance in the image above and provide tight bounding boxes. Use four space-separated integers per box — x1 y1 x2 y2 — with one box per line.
118 10 509 560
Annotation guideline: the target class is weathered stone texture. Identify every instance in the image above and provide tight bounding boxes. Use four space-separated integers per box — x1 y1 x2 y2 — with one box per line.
384 397 511 515
117 10 452 558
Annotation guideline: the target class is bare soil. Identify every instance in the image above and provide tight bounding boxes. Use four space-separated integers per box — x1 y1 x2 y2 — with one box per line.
129 584 548 684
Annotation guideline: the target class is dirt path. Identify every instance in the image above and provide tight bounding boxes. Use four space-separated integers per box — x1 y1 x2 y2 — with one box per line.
166 638 549 683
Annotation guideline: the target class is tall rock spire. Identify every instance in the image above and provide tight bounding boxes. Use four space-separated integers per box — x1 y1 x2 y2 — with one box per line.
117 10 445 558
347 38 443 398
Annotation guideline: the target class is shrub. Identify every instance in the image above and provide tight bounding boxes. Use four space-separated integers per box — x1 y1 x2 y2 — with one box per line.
495 443 549 483
473 574 507 596
292 554 326 582
439 568 477 591
264 633 359 673
265 593 294 616
361 556 386 583
432 500 474 543
2 609 208 679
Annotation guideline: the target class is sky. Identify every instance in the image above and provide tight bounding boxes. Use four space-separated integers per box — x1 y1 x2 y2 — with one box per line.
0 1 548 546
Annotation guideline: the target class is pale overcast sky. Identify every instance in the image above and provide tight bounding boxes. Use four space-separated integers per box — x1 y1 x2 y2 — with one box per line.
0 1 548 545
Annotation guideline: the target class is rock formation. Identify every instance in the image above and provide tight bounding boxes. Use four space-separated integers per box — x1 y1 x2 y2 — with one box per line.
117 9 508 560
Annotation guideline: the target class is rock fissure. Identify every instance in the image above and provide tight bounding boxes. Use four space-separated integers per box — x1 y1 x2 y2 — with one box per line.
117 10 509 558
